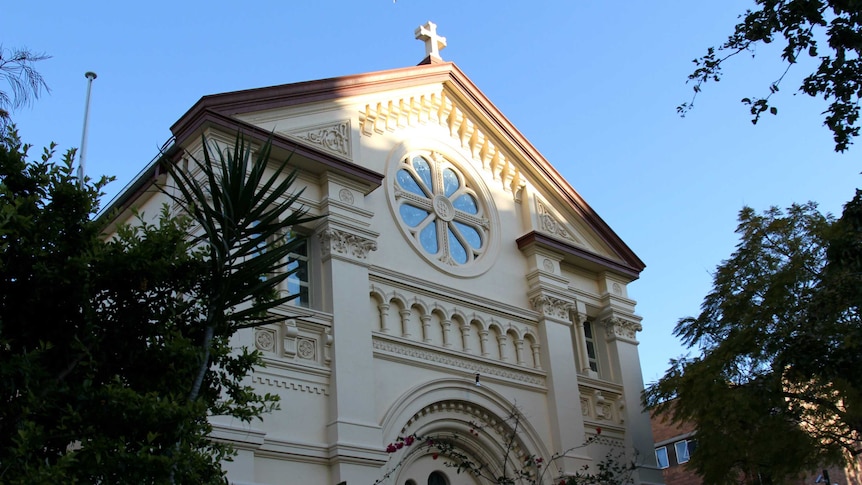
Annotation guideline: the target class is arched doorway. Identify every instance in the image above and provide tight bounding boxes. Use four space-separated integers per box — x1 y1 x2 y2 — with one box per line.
397 452 478 485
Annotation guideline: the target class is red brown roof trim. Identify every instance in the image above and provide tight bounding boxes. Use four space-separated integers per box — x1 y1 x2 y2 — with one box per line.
173 109 383 189
516 231 643 280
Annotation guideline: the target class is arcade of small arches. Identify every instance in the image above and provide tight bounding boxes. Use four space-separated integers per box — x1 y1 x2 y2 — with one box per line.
370 288 542 370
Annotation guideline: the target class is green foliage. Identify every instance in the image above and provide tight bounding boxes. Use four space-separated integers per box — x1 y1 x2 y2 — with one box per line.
0 126 315 483
679 1 862 152
645 201 862 484
0 47 50 132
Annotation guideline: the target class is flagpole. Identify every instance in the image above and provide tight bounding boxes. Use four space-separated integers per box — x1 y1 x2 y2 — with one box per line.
77 71 97 187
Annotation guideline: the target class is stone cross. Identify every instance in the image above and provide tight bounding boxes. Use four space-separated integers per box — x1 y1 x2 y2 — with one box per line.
415 21 447 59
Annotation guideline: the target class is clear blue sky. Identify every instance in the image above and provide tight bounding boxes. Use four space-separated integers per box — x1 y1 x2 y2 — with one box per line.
5 1 858 384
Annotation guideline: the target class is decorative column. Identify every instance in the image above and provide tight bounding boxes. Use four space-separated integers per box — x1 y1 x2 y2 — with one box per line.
602 313 663 485
530 293 589 472
441 318 453 348
318 224 385 484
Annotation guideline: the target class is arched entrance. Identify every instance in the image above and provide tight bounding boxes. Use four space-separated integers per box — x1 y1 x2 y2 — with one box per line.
398 454 479 485
379 379 549 485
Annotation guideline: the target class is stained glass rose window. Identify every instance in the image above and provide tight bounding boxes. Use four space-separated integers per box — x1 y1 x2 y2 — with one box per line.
393 152 490 267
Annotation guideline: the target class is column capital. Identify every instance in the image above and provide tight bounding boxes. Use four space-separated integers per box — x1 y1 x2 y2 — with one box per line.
602 316 642 344
529 293 574 322
318 227 377 263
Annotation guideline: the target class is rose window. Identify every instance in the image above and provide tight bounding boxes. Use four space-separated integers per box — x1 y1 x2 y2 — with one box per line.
394 152 489 266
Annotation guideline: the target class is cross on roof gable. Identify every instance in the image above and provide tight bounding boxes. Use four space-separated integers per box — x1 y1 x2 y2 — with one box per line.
415 21 447 60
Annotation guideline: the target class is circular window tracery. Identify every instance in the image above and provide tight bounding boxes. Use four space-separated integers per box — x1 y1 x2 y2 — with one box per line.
393 152 490 269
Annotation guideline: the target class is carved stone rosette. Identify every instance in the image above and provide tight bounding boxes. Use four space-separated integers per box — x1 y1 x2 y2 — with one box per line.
529 294 573 321
602 316 642 343
319 228 377 261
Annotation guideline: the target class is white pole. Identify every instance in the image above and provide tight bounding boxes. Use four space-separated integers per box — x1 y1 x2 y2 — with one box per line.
77 71 97 187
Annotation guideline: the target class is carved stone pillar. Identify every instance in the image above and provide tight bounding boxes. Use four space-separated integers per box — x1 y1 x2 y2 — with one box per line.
420 314 432 343
515 338 525 366
479 329 490 357
460 324 472 353
529 292 589 472
399 309 412 338
377 302 390 333
601 312 662 485
497 334 508 361
441 318 453 348
530 342 542 370
318 224 385 482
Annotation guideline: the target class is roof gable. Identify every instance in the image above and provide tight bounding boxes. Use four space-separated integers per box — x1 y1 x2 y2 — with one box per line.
170 62 644 277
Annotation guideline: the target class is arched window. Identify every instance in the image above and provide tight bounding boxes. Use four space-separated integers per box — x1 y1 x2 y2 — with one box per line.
394 152 488 267
427 471 448 485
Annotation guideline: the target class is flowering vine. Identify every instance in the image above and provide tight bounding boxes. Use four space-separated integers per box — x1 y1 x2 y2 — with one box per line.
374 407 636 485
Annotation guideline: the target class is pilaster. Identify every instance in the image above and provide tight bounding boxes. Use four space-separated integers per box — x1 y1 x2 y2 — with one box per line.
529 291 590 473
318 221 387 483
600 310 663 484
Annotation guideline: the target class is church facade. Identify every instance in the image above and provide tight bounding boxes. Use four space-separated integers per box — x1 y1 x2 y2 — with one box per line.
106 24 662 485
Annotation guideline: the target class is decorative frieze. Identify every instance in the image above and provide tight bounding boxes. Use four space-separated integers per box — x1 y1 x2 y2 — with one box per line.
373 338 546 387
285 120 351 158
253 375 329 396
536 201 577 243
319 228 377 260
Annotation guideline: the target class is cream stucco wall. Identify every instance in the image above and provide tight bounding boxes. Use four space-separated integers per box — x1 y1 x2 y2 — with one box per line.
110 66 663 485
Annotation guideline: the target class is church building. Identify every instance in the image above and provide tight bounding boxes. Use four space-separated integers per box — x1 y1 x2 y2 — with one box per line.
106 22 662 485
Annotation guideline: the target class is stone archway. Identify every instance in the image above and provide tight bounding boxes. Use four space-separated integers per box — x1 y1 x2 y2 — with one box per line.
398 454 479 485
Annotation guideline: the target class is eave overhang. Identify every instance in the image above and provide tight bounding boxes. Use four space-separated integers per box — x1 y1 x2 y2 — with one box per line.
516 231 643 282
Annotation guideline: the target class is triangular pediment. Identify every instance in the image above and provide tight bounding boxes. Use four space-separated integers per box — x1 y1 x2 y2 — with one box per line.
168 62 644 277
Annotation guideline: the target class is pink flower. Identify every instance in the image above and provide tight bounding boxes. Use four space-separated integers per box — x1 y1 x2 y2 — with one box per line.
386 444 397 453
396 442 404 449
432 453 439 460
405 435 415 446
595 427 602 435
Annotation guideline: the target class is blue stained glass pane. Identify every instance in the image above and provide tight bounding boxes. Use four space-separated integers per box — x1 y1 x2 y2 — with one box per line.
448 228 467 264
397 169 425 196
412 157 433 189
453 221 482 249
453 194 478 214
442 168 460 197
420 223 438 253
399 205 429 227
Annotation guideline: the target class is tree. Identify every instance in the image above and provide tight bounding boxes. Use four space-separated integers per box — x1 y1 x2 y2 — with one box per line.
644 201 862 484
679 1 862 152
376 406 637 485
0 47 50 132
0 127 317 483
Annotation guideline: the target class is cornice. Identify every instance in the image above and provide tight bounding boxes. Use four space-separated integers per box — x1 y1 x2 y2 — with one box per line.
517 231 643 280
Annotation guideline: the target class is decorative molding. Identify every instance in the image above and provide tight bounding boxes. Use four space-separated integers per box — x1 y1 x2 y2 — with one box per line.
319 228 377 260
359 88 526 196
372 338 546 387
255 328 276 353
338 188 355 205
285 120 351 158
603 316 642 343
252 375 329 396
297 337 316 360
529 294 573 321
536 200 577 243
